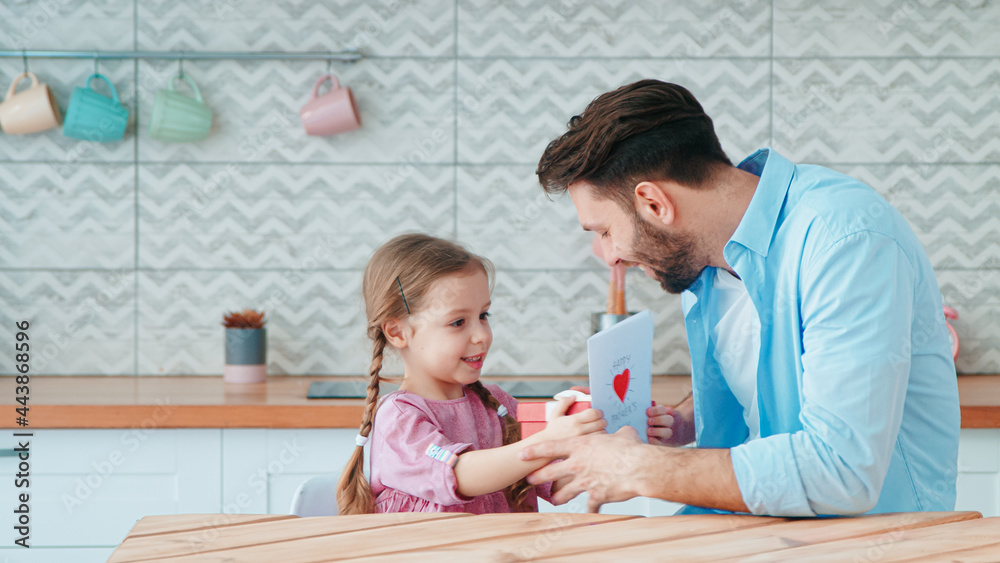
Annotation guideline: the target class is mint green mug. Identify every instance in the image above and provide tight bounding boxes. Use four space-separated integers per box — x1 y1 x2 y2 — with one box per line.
149 74 212 142
63 74 129 142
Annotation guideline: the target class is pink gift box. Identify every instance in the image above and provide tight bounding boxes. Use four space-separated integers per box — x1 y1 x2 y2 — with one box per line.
517 400 592 439
517 397 656 439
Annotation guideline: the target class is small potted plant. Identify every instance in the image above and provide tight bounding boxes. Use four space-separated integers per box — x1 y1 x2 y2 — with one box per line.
222 308 267 383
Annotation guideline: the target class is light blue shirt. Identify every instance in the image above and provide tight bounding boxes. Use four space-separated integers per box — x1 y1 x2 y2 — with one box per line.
681 149 960 516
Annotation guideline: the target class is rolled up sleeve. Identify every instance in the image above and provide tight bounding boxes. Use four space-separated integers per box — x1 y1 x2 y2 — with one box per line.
732 230 915 516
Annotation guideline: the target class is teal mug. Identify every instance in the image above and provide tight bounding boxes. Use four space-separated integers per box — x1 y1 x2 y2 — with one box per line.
149 74 212 142
63 74 129 142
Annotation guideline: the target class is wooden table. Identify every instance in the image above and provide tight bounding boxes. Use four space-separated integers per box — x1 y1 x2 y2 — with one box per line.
106 511 998 562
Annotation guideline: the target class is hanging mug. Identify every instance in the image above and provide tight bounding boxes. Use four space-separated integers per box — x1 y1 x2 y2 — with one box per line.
944 306 960 362
149 74 213 142
63 74 129 142
300 75 361 136
0 72 63 135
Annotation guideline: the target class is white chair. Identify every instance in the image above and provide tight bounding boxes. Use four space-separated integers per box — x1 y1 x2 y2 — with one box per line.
289 474 339 517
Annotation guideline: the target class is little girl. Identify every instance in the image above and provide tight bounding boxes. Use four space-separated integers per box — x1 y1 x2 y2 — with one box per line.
337 233 606 514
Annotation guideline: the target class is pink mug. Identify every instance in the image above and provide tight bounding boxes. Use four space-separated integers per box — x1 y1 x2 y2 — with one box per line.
299 75 361 136
0 72 63 135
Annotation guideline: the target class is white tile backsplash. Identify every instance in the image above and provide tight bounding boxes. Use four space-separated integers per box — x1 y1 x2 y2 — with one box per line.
775 0 1000 58
3 0 1000 374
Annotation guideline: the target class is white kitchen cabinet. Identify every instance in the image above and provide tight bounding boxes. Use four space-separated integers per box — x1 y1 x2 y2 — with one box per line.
0 428 221 561
956 428 1000 517
226 429 682 517
221 428 358 515
218 429 684 517
127 428 1000 522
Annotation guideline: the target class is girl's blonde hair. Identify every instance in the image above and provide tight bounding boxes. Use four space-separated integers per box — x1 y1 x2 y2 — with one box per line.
337 233 533 514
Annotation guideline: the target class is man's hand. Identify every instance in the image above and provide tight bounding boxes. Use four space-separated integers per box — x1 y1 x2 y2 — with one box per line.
520 426 648 513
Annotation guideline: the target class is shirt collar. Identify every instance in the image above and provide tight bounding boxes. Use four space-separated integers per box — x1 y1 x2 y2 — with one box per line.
726 148 795 258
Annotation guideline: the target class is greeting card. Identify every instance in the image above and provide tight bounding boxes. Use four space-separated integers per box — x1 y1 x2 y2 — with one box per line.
587 310 653 443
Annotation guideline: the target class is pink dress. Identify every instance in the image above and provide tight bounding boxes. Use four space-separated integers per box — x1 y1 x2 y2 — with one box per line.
370 384 552 513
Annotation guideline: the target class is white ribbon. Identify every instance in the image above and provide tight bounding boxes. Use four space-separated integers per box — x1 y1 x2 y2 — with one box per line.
355 434 369 447
496 405 508 418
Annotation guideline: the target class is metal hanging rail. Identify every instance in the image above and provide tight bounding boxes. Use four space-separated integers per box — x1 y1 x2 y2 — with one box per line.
0 49 362 62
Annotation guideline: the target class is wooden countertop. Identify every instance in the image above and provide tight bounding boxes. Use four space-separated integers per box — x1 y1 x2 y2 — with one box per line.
1 375 998 429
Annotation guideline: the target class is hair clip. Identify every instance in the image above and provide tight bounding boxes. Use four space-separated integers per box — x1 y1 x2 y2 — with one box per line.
497 405 508 418
396 276 410 314
355 434 369 447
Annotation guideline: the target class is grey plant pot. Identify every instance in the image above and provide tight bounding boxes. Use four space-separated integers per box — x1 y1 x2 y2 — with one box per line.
224 327 267 383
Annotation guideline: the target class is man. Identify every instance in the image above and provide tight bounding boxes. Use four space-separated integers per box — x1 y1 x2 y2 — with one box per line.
520 79 960 516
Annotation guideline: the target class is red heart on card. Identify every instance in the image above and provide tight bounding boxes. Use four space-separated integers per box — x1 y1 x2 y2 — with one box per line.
613 369 629 402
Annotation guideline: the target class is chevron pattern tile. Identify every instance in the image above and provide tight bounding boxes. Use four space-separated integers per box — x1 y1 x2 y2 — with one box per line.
626 269 692 375
938 270 1000 307
138 270 369 375
458 0 770 58
138 0 454 56
138 163 454 269
457 58 770 164
953 338 1000 375
937 269 1000 373
0 0 134 51
0 269 135 375
457 165 592 270
773 58 1000 164
817 164 1000 270
0 164 134 268
0 59 136 162
891 195 1000 270
135 58 454 163
488 269 688 376
831 163 1000 202
775 0 1000 57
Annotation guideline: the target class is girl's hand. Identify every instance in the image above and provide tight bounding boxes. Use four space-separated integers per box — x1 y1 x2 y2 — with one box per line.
646 404 695 446
567 386 697 446
537 396 607 442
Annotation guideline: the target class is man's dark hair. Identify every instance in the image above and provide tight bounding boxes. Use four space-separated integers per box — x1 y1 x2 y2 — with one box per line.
536 79 732 211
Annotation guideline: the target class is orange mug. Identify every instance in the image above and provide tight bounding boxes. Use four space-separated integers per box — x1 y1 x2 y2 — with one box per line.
299 75 360 136
0 72 63 135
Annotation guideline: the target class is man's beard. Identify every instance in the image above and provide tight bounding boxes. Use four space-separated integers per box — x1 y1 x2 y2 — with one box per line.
630 214 705 295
